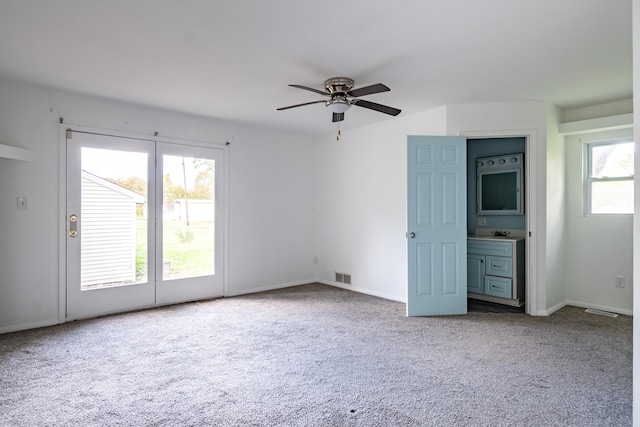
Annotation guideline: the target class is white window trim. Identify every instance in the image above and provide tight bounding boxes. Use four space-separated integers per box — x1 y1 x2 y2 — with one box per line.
584 138 634 216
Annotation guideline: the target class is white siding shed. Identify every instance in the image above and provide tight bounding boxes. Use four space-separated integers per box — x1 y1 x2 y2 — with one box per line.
81 171 146 287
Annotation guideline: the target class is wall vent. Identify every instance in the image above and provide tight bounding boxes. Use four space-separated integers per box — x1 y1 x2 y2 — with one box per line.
335 272 351 284
585 308 618 318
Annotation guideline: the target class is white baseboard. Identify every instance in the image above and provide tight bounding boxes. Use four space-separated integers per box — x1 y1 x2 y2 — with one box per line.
227 279 316 297
566 300 633 317
0 318 60 335
318 280 406 303
535 300 567 316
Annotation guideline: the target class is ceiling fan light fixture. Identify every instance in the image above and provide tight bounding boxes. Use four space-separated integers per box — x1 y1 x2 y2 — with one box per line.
326 100 351 113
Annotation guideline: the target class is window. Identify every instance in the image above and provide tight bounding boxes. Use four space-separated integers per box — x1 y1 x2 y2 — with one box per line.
585 140 634 215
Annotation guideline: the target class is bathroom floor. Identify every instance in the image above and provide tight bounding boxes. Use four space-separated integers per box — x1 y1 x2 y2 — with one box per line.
467 298 525 313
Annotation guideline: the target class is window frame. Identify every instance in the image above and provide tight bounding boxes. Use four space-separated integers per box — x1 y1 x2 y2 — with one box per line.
584 139 634 216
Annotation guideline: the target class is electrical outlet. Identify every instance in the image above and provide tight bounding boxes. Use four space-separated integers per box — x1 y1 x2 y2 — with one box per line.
17 197 28 211
615 276 625 288
477 217 486 226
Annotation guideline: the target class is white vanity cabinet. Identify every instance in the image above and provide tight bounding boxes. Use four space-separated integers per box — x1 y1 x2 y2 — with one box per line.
467 237 525 307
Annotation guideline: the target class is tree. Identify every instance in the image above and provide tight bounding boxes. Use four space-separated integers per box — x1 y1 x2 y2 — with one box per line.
163 174 186 202
190 159 214 199
106 176 147 196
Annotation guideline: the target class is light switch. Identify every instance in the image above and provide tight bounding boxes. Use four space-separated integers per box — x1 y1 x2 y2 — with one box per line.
17 197 28 211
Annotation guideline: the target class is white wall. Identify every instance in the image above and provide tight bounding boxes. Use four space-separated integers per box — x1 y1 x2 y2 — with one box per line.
0 79 317 333
314 107 447 301
564 128 633 315
544 105 567 312
632 0 639 424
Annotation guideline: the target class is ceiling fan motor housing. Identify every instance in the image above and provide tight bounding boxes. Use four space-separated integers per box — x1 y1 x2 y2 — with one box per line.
325 77 354 112
324 77 355 94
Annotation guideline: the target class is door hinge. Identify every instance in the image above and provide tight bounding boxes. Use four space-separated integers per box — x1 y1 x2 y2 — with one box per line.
66 129 72 139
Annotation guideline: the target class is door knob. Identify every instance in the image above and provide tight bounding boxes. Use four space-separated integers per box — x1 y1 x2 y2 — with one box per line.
407 232 416 239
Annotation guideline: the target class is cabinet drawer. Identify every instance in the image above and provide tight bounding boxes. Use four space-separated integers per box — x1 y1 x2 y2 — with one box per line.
484 276 512 299
467 240 513 257
486 256 512 278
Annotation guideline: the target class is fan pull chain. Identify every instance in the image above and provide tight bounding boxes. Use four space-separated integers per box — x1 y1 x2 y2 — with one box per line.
336 123 341 141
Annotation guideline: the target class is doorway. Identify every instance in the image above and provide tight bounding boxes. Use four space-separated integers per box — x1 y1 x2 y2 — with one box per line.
64 128 225 320
407 132 536 316
462 130 535 316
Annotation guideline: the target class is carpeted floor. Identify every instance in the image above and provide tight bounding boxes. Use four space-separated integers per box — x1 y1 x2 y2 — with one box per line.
0 283 632 426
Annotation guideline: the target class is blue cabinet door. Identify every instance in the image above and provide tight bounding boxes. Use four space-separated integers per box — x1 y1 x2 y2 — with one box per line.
467 254 484 294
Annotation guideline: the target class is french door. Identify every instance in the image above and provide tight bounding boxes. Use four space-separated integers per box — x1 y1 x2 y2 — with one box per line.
65 129 224 320
155 141 224 304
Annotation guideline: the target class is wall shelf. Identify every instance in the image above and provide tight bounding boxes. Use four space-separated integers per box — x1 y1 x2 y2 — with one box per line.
558 113 633 135
0 143 30 161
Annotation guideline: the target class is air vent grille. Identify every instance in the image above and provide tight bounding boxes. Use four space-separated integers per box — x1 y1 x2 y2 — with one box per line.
335 272 351 284
585 308 618 317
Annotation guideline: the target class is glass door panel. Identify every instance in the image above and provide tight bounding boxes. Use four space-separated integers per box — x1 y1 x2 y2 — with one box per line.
161 154 215 280
80 147 149 289
156 142 224 304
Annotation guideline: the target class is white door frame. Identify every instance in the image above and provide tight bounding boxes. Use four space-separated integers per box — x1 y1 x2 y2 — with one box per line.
458 129 538 316
58 124 229 322
65 130 157 319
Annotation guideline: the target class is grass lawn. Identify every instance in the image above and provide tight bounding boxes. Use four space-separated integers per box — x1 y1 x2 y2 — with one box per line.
136 219 215 280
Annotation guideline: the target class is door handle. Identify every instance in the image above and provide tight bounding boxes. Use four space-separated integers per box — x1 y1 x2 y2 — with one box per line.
69 214 78 238
406 232 416 239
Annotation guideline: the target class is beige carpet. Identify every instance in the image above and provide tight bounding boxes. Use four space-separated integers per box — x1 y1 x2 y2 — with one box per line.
0 283 632 426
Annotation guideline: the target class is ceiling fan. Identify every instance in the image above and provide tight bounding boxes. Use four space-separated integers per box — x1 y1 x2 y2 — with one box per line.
277 77 401 123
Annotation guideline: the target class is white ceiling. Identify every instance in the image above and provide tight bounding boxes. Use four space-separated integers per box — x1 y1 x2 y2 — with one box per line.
0 1 632 136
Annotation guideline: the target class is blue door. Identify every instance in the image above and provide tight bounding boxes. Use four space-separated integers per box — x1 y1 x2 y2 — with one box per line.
407 135 467 316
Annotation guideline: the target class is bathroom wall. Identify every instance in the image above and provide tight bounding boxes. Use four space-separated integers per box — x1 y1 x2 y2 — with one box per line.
467 137 527 235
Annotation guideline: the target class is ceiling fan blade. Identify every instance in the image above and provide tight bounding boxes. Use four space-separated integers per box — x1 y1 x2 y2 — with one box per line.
352 99 401 116
277 100 326 111
332 112 345 122
347 83 390 98
289 84 330 96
